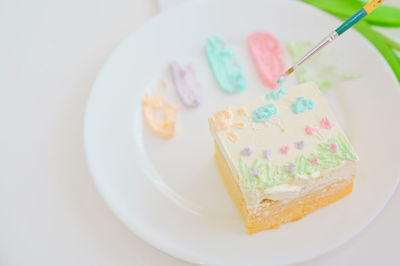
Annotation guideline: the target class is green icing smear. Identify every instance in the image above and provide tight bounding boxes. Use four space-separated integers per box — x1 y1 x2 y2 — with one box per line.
206 35 247 94
287 41 362 94
239 133 358 190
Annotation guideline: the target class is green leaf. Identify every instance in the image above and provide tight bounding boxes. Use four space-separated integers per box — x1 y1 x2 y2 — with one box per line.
301 0 400 27
301 0 400 83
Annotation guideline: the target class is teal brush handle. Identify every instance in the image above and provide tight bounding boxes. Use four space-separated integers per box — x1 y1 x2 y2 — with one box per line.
277 0 387 84
335 9 367 35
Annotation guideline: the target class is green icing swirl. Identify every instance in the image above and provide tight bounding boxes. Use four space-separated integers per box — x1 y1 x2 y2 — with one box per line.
287 41 361 94
239 133 358 190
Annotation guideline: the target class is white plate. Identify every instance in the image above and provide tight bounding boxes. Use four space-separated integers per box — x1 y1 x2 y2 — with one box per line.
84 0 400 265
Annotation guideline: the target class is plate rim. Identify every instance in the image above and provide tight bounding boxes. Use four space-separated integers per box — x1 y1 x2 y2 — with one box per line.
83 0 400 264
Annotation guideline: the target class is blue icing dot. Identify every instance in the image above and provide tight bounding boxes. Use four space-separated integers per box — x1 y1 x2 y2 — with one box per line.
292 97 315 114
252 104 278 122
266 88 287 100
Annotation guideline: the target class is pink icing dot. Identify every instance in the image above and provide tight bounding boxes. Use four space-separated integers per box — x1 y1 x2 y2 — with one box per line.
310 157 319 165
305 125 319 136
330 143 338 154
320 117 333 130
280 145 291 155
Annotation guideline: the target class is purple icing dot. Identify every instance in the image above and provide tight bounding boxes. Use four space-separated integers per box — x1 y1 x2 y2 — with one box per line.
264 148 272 159
241 147 253 156
253 167 260 177
287 163 297 173
295 140 305 150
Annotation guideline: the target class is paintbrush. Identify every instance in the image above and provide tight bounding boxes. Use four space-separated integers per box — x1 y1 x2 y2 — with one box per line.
277 0 386 86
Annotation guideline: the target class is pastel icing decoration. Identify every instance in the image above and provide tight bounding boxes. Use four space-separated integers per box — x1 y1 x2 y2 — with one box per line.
320 116 333 130
280 145 291 155
142 93 179 139
212 107 233 131
287 163 297 173
232 123 245 129
170 61 200 108
241 147 253 156
330 143 338 154
305 125 319 136
236 106 248 116
292 97 316 114
252 104 278 122
295 140 305 150
311 157 319 165
206 35 246 94
253 167 261 177
227 131 238 143
264 149 272 160
265 88 287 100
239 133 358 190
248 31 286 90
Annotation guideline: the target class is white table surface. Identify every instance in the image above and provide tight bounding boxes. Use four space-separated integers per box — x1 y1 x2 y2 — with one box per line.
0 0 399 265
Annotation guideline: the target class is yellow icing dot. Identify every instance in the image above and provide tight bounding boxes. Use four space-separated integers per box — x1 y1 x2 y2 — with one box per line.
236 106 248 116
281 128 285 132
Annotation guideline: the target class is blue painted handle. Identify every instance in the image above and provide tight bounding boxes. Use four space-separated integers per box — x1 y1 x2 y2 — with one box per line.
335 8 368 35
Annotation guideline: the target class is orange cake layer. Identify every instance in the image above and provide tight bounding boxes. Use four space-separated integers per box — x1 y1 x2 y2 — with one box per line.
214 143 354 234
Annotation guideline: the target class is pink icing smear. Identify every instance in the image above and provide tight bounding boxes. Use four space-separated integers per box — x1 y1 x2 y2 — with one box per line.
280 145 291 155
170 61 200 108
248 31 286 90
305 125 319 136
311 157 319 165
320 117 333 130
330 143 338 154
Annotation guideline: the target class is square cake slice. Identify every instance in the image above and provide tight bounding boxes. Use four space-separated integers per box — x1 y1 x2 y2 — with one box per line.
209 82 358 234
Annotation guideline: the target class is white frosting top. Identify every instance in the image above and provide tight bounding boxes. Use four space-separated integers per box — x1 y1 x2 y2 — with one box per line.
209 82 358 208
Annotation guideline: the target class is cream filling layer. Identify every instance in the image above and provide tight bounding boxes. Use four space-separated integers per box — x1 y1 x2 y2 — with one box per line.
243 161 356 207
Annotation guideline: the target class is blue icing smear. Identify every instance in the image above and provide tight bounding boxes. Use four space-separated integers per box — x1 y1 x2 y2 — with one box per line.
205 35 247 94
292 97 315 114
266 88 287 100
252 104 278 122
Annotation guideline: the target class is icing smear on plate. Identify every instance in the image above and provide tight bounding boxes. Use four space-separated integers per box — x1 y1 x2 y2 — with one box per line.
170 61 200 108
206 35 247 93
248 31 286 90
142 93 179 139
287 41 362 93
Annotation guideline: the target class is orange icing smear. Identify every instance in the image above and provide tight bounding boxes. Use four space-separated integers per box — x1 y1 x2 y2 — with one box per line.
142 93 179 139
227 131 238 143
212 107 233 131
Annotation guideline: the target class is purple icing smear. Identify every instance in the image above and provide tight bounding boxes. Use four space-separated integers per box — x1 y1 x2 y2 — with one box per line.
264 148 272 160
170 61 200 108
253 167 260 177
287 163 297 173
241 147 253 156
295 140 305 150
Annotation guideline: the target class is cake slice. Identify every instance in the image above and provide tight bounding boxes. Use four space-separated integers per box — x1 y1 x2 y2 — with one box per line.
209 82 358 234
